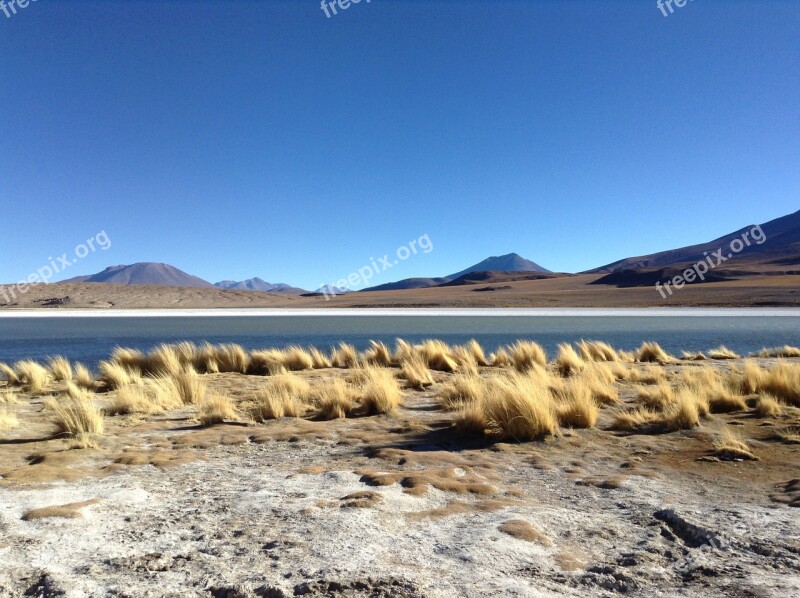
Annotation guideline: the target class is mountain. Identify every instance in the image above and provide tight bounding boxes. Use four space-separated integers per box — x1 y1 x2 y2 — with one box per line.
446 253 552 279
589 209 800 273
63 263 214 288
362 253 552 292
362 278 451 292
214 278 307 295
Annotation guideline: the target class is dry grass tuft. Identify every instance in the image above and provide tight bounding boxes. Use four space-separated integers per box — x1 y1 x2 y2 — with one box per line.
146 344 184 377
269 373 312 401
312 379 355 420
490 347 513 368
612 388 700 432
457 372 559 441
14 360 50 393
0 362 19 385
193 342 220 374
72 363 96 390
331 343 359 369
730 361 800 406
554 379 599 428
712 428 758 460
110 347 148 374
509 340 548 372
355 366 402 414
439 374 485 410
99 360 142 391
108 384 162 415
309 347 332 369
555 343 585 377
754 394 782 418
197 392 237 425
464 339 489 367
681 351 708 361
0 406 19 432
755 345 800 358
775 426 800 444
0 389 18 404
400 355 434 390
47 356 73 382
576 340 619 362
168 369 207 405
214 344 250 373
362 341 394 367
45 393 104 446
636 383 675 410
416 340 458 373
629 364 667 385
635 342 673 364
250 385 308 421
708 346 740 360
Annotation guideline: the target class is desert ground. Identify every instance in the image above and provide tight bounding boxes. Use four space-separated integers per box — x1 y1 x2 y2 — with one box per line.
2 272 800 310
1 340 799 597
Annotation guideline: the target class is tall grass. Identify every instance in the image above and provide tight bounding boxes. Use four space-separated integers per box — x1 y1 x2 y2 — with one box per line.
361 341 394 367
508 340 547 372
47 356 73 382
729 360 800 406
0 406 19 432
99 360 142 391
311 378 354 420
355 366 402 414
708 346 740 360
635 342 673 364
400 355 434 390
45 392 104 446
755 346 800 358
576 340 619 362
73 363 96 390
415 340 458 373
0 362 18 384
197 392 237 425
555 343 585 377
250 385 308 421
331 343 359 369
439 374 485 410
14 360 50 393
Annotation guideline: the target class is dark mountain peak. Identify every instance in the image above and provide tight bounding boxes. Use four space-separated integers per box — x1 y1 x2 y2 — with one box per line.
214 278 308 295
63 262 214 289
446 253 551 280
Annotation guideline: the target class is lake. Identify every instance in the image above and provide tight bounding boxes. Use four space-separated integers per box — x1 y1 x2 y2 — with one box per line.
0 309 798 367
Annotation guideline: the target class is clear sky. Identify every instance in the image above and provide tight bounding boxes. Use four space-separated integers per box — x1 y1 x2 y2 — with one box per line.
1 0 798 290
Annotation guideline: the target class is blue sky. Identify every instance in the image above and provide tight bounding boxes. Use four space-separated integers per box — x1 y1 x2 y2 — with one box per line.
1 0 798 290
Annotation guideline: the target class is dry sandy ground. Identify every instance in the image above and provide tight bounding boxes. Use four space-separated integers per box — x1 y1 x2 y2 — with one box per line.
2 273 800 310
1 361 799 597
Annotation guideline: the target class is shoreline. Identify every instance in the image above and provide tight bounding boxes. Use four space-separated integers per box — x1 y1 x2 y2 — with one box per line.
2 307 800 318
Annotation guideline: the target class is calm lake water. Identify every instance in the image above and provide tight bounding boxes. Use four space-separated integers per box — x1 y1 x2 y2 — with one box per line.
0 311 798 367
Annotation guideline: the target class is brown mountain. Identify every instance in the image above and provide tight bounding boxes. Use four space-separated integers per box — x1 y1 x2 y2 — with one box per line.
64 263 214 288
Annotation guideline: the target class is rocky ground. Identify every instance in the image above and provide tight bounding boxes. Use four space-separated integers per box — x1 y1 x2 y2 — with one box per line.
1 361 799 597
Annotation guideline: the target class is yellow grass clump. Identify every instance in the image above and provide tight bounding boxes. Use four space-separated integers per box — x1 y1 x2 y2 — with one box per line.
73 363 96 390
712 428 758 460
439 374 485 410
309 347 332 369
0 406 19 432
635 342 673 364
197 393 237 425
612 388 700 432
99 360 142 391
555 343 585 377
475 373 559 441
311 379 355 420
754 394 782 418
463 339 489 367
400 355 434 390
636 383 675 410
110 347 148 374
331 343 359 369
509 340 548 372
166 369 207 405
729 361 800 406
192 342 220 374
361 341 394 367
0 362 19 384
47 356 73 382
490 347 513 368
14 360 50 393
554 379 599 428
147 344 185 377
268 372 312 402
214 344 250 373
575 363 620 405
108 384 163 416
708 346 740 360
45 392 104 446
629 364 667 385
1 389 18 404
755 346 800 358
681 351 708 361
250 385 308 421
576 340 619 362
416 340 458 373
355 366 402 414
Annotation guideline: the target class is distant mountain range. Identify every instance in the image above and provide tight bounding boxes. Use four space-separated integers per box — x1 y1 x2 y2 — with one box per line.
214 278 308 295
588 209 800 288
362 253 552 292
53 210 800 294
65 263 215 289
